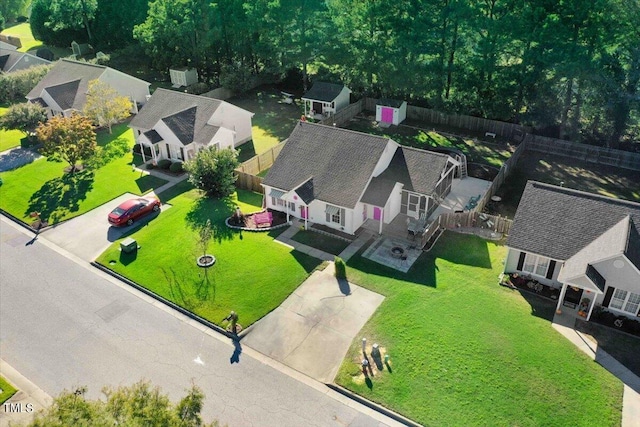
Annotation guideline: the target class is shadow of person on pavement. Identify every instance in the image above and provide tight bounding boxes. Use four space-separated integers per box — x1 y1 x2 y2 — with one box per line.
230 338 242 364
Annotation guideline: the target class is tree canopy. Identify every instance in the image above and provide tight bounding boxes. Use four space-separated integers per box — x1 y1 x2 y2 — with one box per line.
0 102 47 136
184 147 240 198
36 114 97 173
83 79 132 133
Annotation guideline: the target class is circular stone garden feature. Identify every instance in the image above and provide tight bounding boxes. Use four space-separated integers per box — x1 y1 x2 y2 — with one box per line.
197 254 216 268
390 246 405 259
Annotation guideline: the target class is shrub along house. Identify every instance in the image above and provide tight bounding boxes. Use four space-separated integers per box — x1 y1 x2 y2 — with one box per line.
129 89 254 164
504 181 640 321
301 82 351 119
262 122 459 235
26 59 150 117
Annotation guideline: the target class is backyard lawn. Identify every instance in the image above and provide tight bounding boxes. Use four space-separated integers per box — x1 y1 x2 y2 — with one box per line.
96 185 322 327
346 115 513 168
489 150 640 218
229 86 304 161
0 107 26 152
0 123 167 225
1 23 71 57
336 231 622 426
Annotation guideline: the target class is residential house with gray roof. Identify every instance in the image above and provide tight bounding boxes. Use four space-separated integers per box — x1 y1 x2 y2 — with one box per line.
262 122 458 235
26 59 150 117
129 89 254 163
504 181 640 321
0 47 50 74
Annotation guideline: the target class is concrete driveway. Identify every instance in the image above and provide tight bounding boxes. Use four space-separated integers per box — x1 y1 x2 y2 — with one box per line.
42 193 168 261
243 267 385 383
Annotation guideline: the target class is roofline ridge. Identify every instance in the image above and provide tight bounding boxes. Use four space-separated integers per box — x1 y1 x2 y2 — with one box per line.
300 121 392 144
60 58 107 70
400 144 451 159
529 180 640 208
153 88 224 103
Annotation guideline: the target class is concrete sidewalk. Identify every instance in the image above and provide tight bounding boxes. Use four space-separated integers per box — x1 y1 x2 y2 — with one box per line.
553 314 640 427
0 359 52 426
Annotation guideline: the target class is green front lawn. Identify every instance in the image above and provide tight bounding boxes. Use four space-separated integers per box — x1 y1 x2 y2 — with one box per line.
0 124 167 224
0 376 17 405
0 107 27 152
336 232 622 426
96 186 322 327
291 230 350 256
1 23 72 57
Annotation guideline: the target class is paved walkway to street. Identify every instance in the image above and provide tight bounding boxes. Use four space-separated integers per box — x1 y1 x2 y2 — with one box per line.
553 312 640 427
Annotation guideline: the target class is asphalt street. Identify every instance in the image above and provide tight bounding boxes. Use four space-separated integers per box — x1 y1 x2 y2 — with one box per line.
0 217 399 427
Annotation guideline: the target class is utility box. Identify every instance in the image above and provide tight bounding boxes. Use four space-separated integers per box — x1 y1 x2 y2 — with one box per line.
120 237 138 253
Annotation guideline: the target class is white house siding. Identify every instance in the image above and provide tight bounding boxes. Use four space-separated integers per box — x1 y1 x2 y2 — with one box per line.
371 140 399 176
387 183 403 223
352 202 367 232
334 87 351 112
504 247 563 287
39 90 63 117
100 68 150 108
206 127 235 151
207 103 254 146
591 256 640 313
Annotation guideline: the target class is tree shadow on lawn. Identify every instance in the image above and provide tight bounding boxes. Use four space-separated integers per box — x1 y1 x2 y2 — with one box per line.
162 266 215 313
235 190 264 210
291 250 323 273
25 169 94 224
185 195 236 242
511 289 557 322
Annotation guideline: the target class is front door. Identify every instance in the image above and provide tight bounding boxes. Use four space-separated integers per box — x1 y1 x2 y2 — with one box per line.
407 194 420 218
373 207 382 221
563 286 584 309
313 102 323 115
300 206 307 219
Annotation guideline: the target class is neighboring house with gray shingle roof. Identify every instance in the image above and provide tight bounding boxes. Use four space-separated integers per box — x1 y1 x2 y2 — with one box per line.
0 47 51 74
262 122 458 235
301 82 351 119
26 59 150 117
129 89 254 163
504 181 640 321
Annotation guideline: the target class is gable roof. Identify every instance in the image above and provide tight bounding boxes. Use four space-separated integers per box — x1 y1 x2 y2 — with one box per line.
302 82 349 103
264 122 389 208
0 48 50 73
377 99 405 108
507 181 640 262
360 147 449 206
26 60 105 110
44 79 81 110
129 89 240 145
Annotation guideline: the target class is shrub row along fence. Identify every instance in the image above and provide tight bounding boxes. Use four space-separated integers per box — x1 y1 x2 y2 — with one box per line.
363 98 529 141
475 139 527 213
523 134 640 171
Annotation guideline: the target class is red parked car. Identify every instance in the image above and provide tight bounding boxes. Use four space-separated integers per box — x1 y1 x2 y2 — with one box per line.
108 197 161 226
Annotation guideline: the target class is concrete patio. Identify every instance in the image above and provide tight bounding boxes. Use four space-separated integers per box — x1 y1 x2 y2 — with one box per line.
361 236 422 273
430 176 492 219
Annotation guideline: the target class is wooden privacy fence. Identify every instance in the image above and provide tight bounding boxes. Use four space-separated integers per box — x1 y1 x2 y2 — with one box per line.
362 97 529 141
319 99 364 127
439 211 512 234
524 134 640 171
235 171 264 193
475 139 527 212
236 140 287 175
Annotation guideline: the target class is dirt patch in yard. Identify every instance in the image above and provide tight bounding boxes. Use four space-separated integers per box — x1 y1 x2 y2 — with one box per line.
486 150 640 218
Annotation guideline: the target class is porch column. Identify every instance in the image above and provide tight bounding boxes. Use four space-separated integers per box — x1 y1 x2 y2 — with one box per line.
286 199 290 223
378 210 383 234
556 283 568 313
304 101 308 117
586 295 598 321
140 143 146 163
304 206 308 230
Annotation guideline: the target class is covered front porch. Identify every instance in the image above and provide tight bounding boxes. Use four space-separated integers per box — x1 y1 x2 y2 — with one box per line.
556 282 602 321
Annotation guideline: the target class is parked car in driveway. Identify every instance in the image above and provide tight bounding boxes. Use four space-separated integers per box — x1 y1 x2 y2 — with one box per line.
108 197 161 226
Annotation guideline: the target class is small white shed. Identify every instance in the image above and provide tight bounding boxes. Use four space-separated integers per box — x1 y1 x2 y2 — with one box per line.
170 67 198 88
376 99 407 125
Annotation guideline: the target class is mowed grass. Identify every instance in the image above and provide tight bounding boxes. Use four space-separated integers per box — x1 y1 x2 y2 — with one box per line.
346 116 512 168
291 230 351 255
96 185 322 326
336 232 622 427
0 124 167 224
0 107 26 152
0 376 17 405
1 23 72 57
229 86 304 158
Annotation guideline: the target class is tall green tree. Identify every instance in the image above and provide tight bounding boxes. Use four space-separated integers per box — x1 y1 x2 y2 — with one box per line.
83 79 132 133
36 114 97 173
0 0 29 23
0 102 47 137
184 147 239 198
